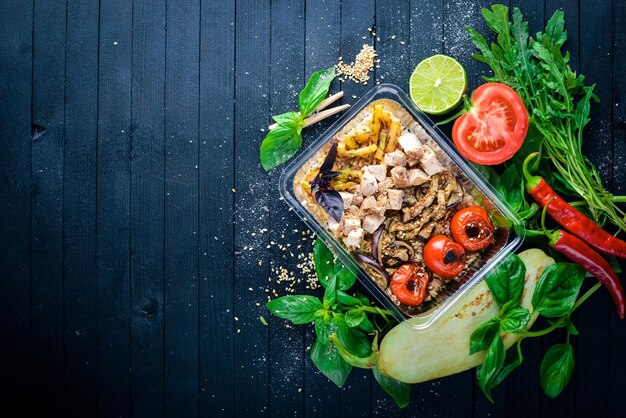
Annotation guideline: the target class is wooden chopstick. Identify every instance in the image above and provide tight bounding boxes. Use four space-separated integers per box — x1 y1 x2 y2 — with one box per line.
267 91 347 131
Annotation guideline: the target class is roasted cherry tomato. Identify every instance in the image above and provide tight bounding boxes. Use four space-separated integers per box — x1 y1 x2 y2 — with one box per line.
452 83 528 165
390 264 430 306
423 235 466 280
450 206 495 251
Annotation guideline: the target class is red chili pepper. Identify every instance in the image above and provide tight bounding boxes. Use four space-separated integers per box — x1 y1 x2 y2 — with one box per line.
523 153 626 259
540 199 625 319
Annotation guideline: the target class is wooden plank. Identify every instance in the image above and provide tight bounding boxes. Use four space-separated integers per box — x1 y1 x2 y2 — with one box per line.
96 0 133 415
575 1 613 417
163 0 200 416
608 1 626 416
337 0 377 415
302 1 342 416
0 0 32 414
441 1 496 417
198 0 236 415
29 0 66 414
406 2 445 416
268 1 306 416
233 0 271 415
130 1 166 416
62 0 99 414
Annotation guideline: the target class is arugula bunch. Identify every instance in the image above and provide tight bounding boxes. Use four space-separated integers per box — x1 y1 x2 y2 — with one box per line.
260 68 336 171
267 239 410 407
466 5 626 233
470 254 600 400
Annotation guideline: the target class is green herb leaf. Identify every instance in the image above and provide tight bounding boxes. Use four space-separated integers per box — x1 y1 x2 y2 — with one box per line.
336 268 357 290
336 290 361 306
271 111 303 129
469 318 501 355
324 275 337 307
373 368 411 408
345 309 366 327
333 314 371 357
358 316 375 334
532 263 585 318
260 124 303 171
485 254 526 308
310 336 352 388
493 341 524 386
540 343 574 398
477 335 506 402
565 319 579 336
266 295 323 325
298 67 336 117
314 239 337 288
497 165 524 212
500 306 530 332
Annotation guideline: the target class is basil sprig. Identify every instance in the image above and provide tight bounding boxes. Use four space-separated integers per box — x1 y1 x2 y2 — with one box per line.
470 254 593 401
260 67 336 171
266 239 409 407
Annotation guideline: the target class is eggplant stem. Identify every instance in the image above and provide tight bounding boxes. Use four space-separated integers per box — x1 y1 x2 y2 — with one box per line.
328 333 379 370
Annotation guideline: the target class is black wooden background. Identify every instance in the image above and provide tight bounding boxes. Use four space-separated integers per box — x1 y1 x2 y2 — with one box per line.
1 0 625 417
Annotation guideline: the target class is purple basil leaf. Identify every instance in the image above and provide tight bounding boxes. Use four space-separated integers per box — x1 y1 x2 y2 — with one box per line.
315 190 344 222
319 143 338 176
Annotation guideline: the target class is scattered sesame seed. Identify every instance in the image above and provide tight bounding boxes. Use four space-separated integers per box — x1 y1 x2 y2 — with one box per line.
336 44 377 84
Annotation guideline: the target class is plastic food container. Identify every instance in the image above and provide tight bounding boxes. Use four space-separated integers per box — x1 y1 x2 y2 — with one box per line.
279 84 525 330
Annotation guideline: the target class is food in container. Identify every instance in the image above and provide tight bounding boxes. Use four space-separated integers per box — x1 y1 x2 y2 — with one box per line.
280 85 523 327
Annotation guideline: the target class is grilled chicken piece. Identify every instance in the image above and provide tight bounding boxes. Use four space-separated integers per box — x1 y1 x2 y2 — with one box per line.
407 168 430 186
365 164 387 182
383 150 407 167
397 132 424 166
361 170 378 197
419 145 444 176
363 213 386 234
390 166 410 188
387 189 404 210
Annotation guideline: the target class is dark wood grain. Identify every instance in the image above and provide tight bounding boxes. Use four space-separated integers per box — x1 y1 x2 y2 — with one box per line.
96 0 133 416
0 1 32 415
63 0 99 415
130 0 166 416
198 0 236 415
233 0 271 416
164 0 201 416
30 0 65 414
1 0 625 416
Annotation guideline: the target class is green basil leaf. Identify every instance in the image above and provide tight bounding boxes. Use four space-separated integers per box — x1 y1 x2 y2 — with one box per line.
469 318 501 355
477 335 506 402
266 295 323 325
298 67 335 117
358 316 375 334
310 336 352 388
565 319 579 336
337 290 361 306
314 239 335 288
485 254 526 308
500 307 530 332
324 275 337 307
373 368 411 408
260 124 302 171
344 309 366 327
540 343 575 398
355 292 371 305
472 163 501 190
532 263 585 318
493 342 524 386
272 111 303 129
497 165 524 212
336 268 356 290
333 314 371 357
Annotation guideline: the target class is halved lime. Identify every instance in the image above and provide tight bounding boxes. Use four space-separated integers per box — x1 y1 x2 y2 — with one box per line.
409 54 467 115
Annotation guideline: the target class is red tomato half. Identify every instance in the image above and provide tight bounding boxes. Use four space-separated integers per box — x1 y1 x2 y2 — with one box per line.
452 83 529 165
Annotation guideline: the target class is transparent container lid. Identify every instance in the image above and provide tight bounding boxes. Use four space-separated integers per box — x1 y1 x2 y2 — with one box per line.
279 84 524 330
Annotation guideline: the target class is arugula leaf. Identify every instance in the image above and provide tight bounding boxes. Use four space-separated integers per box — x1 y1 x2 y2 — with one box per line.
540 343 575 398
260 123 303 171
373 368 411 408
469 318 501 355
266 295 323 324
485 254 526 308
298 67 336 117
532 263 585 318
477 335 506 402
